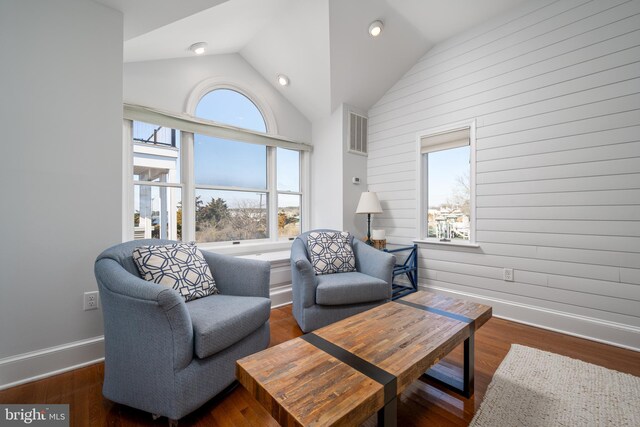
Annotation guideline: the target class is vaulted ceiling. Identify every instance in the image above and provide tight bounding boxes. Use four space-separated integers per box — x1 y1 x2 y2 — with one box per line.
96 0 526 121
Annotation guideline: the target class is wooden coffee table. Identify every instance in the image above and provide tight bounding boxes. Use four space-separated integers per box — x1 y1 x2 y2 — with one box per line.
236 291 492 426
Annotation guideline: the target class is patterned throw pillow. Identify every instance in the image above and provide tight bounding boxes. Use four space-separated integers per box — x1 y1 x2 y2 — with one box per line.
132 242 219 302
307 231 356 275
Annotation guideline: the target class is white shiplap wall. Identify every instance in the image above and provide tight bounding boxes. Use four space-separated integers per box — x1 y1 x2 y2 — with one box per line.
367 0 640 350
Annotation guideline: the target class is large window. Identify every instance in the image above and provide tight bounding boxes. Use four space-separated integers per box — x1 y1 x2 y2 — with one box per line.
419 124 475 243
125 88 308 246
195 89 277 243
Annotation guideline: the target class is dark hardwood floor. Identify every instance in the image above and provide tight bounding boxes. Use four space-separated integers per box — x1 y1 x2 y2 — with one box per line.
1 304 639 426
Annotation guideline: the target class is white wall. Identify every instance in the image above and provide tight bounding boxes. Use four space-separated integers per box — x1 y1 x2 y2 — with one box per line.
0 0 123 387
310 104 369 238
342 106 368 239
368 0 640 350
124 54 311 142
311 106 344 230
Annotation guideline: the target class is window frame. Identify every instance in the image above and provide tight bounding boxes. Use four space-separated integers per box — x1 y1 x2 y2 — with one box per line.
192 133 270 244
416 120 477 246
185 79 278 134
122 86 310 248
123 120 185 242
275 147 303 240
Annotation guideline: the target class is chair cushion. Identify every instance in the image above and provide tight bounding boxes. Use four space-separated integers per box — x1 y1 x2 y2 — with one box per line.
132 242 219 302
316 272 389 306
307 231 356 275
186 294 271 359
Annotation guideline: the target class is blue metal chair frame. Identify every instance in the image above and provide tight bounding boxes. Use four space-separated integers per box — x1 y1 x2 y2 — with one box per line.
384 244 418 300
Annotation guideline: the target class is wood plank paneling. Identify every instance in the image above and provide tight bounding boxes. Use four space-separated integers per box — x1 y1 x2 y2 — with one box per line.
476 96 640 139
373 0 634 113
422 278 640 329
477 190 640 208
476 109 640 149
476 125 640 161
476 205 640 220
404 0 621 83
367 0 640 347
477 141 640 173
371 40 640 133
477 218 640 238
420 259 640 302
476 173 640 195
417 247 620 282
425 269 640 317
475 230 640 253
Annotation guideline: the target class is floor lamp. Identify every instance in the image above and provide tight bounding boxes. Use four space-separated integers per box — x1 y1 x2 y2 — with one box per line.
356 192 383 245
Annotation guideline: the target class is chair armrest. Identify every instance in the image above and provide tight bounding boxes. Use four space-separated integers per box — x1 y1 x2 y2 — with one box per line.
94 258 193 371
352 239 396 287
201 251 270 298
290 239 317 308
95 258 179 305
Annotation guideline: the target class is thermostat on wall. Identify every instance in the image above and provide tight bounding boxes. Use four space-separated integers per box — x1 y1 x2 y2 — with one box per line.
352 177 360 184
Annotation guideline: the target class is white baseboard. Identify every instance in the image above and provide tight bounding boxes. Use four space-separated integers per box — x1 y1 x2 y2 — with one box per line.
0 336 105 391
271 284 293 308
422 285 640 352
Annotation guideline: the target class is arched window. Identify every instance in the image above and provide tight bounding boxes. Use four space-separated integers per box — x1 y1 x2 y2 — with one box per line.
195 89 267 132
191 88 301 244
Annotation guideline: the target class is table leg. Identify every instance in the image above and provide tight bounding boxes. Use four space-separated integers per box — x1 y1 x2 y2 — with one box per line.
423 333 475 398
377 397 397 427
463 333 474 397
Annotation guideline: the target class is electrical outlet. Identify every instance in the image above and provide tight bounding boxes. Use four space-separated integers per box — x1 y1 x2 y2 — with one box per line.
84 291 99 311
503 268 514 282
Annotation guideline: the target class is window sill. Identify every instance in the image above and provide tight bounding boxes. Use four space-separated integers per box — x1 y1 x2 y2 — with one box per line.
414 239 480 248
235 250 291 263
199 240 293 258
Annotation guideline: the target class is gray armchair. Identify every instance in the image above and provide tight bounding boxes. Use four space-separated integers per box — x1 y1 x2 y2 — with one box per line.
94 239 271 423
291 230 395 332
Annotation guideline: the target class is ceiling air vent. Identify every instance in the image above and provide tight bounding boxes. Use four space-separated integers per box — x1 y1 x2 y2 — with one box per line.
348 112 368 155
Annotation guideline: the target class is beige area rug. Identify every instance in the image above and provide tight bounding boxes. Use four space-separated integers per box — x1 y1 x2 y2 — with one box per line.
470 344 640 427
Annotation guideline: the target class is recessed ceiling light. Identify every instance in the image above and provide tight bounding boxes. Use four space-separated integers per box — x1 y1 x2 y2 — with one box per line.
277 74 290 86
189 42 207 55
368 20 384 37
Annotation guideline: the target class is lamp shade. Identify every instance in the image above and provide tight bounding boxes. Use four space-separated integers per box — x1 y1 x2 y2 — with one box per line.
356 192 382 214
